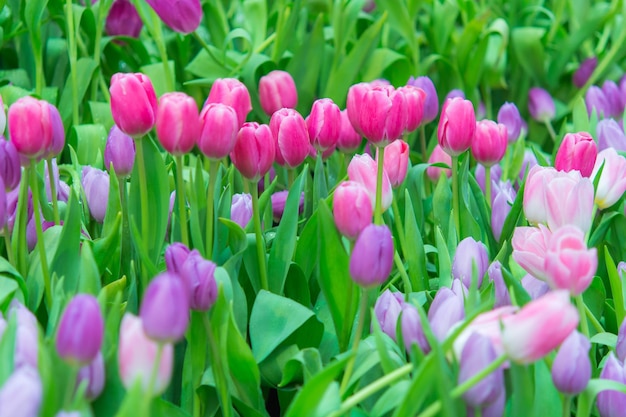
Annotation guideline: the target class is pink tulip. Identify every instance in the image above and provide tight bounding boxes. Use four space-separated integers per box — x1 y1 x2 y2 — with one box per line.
145 0 202 34
357 85 406 145
205 78 251 126
346 82 370 136
337 109 363 153
471 120 508 167
109 73 158 137
397 85 426 134
332 181 373 240
592 148 626 209
198 103 239 160
511 225 552 281
8 96 53 160
156 92 200 155
554 132 597 177
437 97 476 157
378 139 409 188
230 122 275 182
258 70 298 116
347 153 392 211
307 98 342 151
426 144 452 181
501 290 578 364
270 108 310 168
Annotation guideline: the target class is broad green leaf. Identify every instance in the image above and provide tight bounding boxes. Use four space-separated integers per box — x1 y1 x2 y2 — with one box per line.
511 27 546 83
532 360 562 417
605 247 625 325
404 190 428 291
50 190 82 295
69 124 107 168
392 355 436 417
435 226 451 288
279 348 323 387
0 257 27 306
58 58 98 126
243 0 267 49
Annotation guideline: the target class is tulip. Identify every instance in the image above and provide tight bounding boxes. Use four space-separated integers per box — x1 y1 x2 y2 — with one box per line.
118 313 173 396
332 181 373 240
105 0 142 38
349 224 394 287
44 159 69 203
0 179 5 230
307 98 342 151
346 82 371 136
145 0 202 34
104 125 136 177
9 301 40 370
452 306 518 360
230 122 275 182
445 89 465 100
56 294 104 365
0 140 20 190
378 139 409 188
164 242 191 274
551 331 591 395
528 87 555 122
517 149 538 185
428 284 465 341
156 92 200 155
458 333 504 409
471 120 508 167
355 85 406 145
511 225 552 281
452 237 489 289
401 303 430 353
585 86 610 118
597 119 626 152
258 70 298 116
205 78 252 126
407 76 439 124
491 180 516 241
82 166 110 223
0 366 43 417
179 250 218 311
44 103 65 159
592 148 626 209
602 80 624 118
488 261 511 307
597 352 626 417
8 96 53 160
140 272 189 342
497 102 523 142
616 317 626 363
6 187 33 234
337 109 362 153
109 73 158 137
55 412 81 417
197 103 239 160
501 290 579 363
231 193 252 229
397 85 426 134
573 57 597 88
270 190 304 223
467 389 505 417
437 97 476 157
26 216 56 251
270 108 310 168
521 274 550 300
76 351 105 400
373 290 404 341
554 131 597 177
426 144 452 181
347 153 392 211
476 102 486 120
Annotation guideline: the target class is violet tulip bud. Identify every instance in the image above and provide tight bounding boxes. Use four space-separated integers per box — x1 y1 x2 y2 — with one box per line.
592 148 626 209
332 181 373 240
337 109 362 153
205 78 252 126
347 153 392 211
491 180 516 241
437 97 476 157
471 120 508 167
231 193 252 229
426 144 452 181
585 86 610 118
140 272 189 342
26 216 55 251
521 274 550 300
488 261 511 307
82 166 110 223
401 303 430 354
597 352 626 417
43 103 65 159
0 179 5 230
307 98 342 151
109 73 158 137
446 89 465 100
407 76 438 124
517 149 538 185
270 108 310 168
467 390 505 417
164 242 191 274
230 122 275 182
378 139 409 188
76 351 105 400
617 317 626 362
573 57 597 88
198 103 239 160
118 313 173 396
554 131 597 177
104 125 136 177
258 70 298 116
0 366 43 417
145 0 202 34
428 283 465 341
397 85 426 134
44 159 69 203
349 224 394 287
452 237 489 289
357 85 406 145
512 225 552 281
458 333 504 409
56 294 104 365
602 80 624 118
180 250 218 311
597 119 626 152
10 301 40 370
8 96 53 160
551 331 591 395
0 140 21 190
156 92 200 155
373 289 404 341
528 87 555 122
271 190 304 222
497 102 523 143
105 0 142 38
502 290 579 364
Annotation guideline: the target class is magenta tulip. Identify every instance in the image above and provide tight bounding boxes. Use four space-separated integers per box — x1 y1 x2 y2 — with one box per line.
437 97 476 156
109 73 158 137
230 122 275 182
205 78 252 126
198 103 239 160
426 144 452 181
156 92 200 155
307 98 341 151
270 108 310 168
258 70 298 116
8 96 53 160
471 120 507 167
554 131 597 177
145 0 202 34
379 139 409 188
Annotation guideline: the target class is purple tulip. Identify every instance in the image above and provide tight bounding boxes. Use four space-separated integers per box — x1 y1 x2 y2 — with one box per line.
165 242 191 274
0 139 21 191
491 180 516 241
458 333 504 408
349 224 394 286
179 250 218 311
407 76 439 124
76 351 105 400
56 294 104 365
82 166 110 223
271 190 304 223
373 290 404 341
44 159 70 203
617 317 626 363
0 366 43 417
428 283 465 341
597 352 626 417
585 86 610 118
145 0 202 34
497 102 523 143
104 125 136 177
488 261 510 307
231 193 252 229
602 80 624 118
9 301 40 370
140 272 190 342
401 303 430 354
452 237 489 288
105 0 143 38
521 274 550 299
528 87 555 122
597 119 626 152
551 331 591 395
445 89 465 100
573 57 597 88
474 163 502 194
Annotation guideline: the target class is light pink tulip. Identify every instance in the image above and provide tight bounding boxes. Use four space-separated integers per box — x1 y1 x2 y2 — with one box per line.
471 120 508 167
592 148 626 209
332 181 373 240
205 78 252 126
437 97 476 157
554 132 597 177
511 225 552 281
270 108 310 168
378 139 409 188
347 153 392 211
452 306 519 359
156 92 200 155
501 290 578 364
258 70 298 116
426 144 452 181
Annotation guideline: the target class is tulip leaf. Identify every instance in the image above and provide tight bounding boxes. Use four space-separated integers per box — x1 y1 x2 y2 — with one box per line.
279 347 323 387
435 226 452 288
532 360 562 417
312 156 328 214
294 210 318 281
370 380 411 417
590 332 618 348
605 247 625 325
242 0 267 49
511 27 547 83
0 257 27 306
510 362 535 417
404 190 428 291
0 313 17 387
27 226 63 311
576 379 626 416
361 48 411 86
572 96 590 133
391 354 436 417
498 178 525 246
49 190 82 295
58 58 98 126
432 174 451 239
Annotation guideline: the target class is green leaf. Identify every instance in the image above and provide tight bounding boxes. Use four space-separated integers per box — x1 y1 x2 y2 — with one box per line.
576 378 626 416
58 58 98 125
294 210 318 280
498 178 525 246
0 257 27 306
242 0 267 49
69 124 108 168
141 61 175 97
435 226 452 288
590 332 618 348
0 313 17 386
572 96 590 133
50 190 82 295
605 247 625 325
532 360 562 417
279 347 323 387
392 355 436 417
404 190 428 291
511 27 546 83
79 242 102 295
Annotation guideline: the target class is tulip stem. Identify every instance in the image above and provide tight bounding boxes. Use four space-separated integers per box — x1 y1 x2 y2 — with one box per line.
374 146 385 225
3 227 15 267
90 0 111 101
562 395 571 417
203 312 234 417
544 120 557 142
205 160 219 260
175 156 189 246
13 172 30 277
64 364 79 408
150 13 175 92
575 294 590 338
47 159 61 225
119 179 132 279
451 155 461 238
584 303 605 334
29 163 52 309
419 126 428 163
250 181 269 292
142 343 164 417
484 166 492 209
391 198 407 258
65 0 80 127
340 287 369 395
394 251 412 295
134 138 150 258
287 168 295 189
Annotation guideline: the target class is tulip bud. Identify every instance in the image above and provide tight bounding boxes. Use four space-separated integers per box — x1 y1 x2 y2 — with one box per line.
118 313 173 396
585 86 610 118
407 76 438 124
373 289 404 341
197 102 239 161
105 0 143 38
0 366 43 417
592 148 626 209
270 108 310 168
617 317 626 363
82 166 110 223
347 153 392 211
230 122 274 182
0 179 5 230
491 180 516 241
528 87 555 122
9 301 40 370
109 73 158 137
0 140 21 191
140 272 189 342
446 89 465 100
512 225 552 281
205 78 252 126
458 333 504 409
164 242 191 274
357 85 406 145
337 109 362 153
428 284 466 341
346 83 370 136
502 290 579 364
26 216 55 251
467 390 505 417
43 103 65 159
76 351 105 400
270 190 304 223
8 96 53 160
307 98 342 151
597 119 626 152
156 92 200 155
44 159 69 203
497 102 523 143
145 0 202 34
401 303 430 353
573 57 597 88
488 261 511 307
602 80 624 118
258 70 298 116
517 150 538 185
437 97 476 157
397 85 426 134
551 331 591 395
452 237 489 289
378 139 409 188
349 224 394 287
426 145 452 181
597 352 626 417
332 181 373 240
471 120 508 167
231 193 252 229
56 294 104 365
554 131 597 177
104 125 136 177
179 251 218 311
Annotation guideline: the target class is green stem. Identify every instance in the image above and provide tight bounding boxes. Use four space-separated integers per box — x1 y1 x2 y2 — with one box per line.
134 138 150 255
340 288 369 395
287 168 295 189
584 303 604 334
192 32 229 71
451 155 461 238
142 344 164 417
544 120 557 142
203 313 233 417
3 226 15 266
31 38 44 96
394 250 412 295
13 172 29 276
65 0 80 126
205 160 219 260
30 163 52 308
485 166 491 209
420 126 428 163
391 197 407 258
150 14 175 92
64 364 78 408
374 146 385 225
46 159 60 225
250 181 269 292
119 179 131 279
175 156 189 246
90 0 112 101
562 395 571 417
546 0 566 45
575 294 590 338
254 32 276 54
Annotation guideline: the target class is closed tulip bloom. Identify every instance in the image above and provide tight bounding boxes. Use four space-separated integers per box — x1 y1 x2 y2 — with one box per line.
397 85 426 134
8 96 53 159
592 148 626 209
0 179 5 230
617 317 626 363
491 180 516 241
332 181 373 240
512 225 552 281
357 85 406 145
528 87 555 122
231 193 252 229
551 331 591 395
523 165 557 225
521 274 551 300
377 139 409 188
446 89 465 100
452 237 489 289
76 351 105 400
554 131 597 177
585 86 610 118
140 272 189 342
488 261 511 307
10 301 40 370
602 80 624 118
573 57 597 88
145 0 202 34
401 303 430 353
337 109 362 153
164 242 191 274
0 140 21 190
82 166 110 223
230 122 275 182
118 313 173 396
373 290 404 341
467 389 505 417
349 224 394 287
105 0 142 38
198 103 239 160
205 78 252 126
497 102 523 143
517 149 538 185
597 352 626 417
109 73 158 137
597 119 626 152
0 366 42 417
258 70 298 116
471 120 508 166
307 98 342 151
347 153 393 211
156 92 200 155
44 103 65 159
56 294 104 365
270 108 310 168
270 190 304 222
26 216 55 251
426 144 452 181
44 159 70 203
458 333 504 409
437 97 476 157
502 290 578 363
407 76 438 124
180 250 218 311
346 82 371 136
428 284 466 341
104 125 136 177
